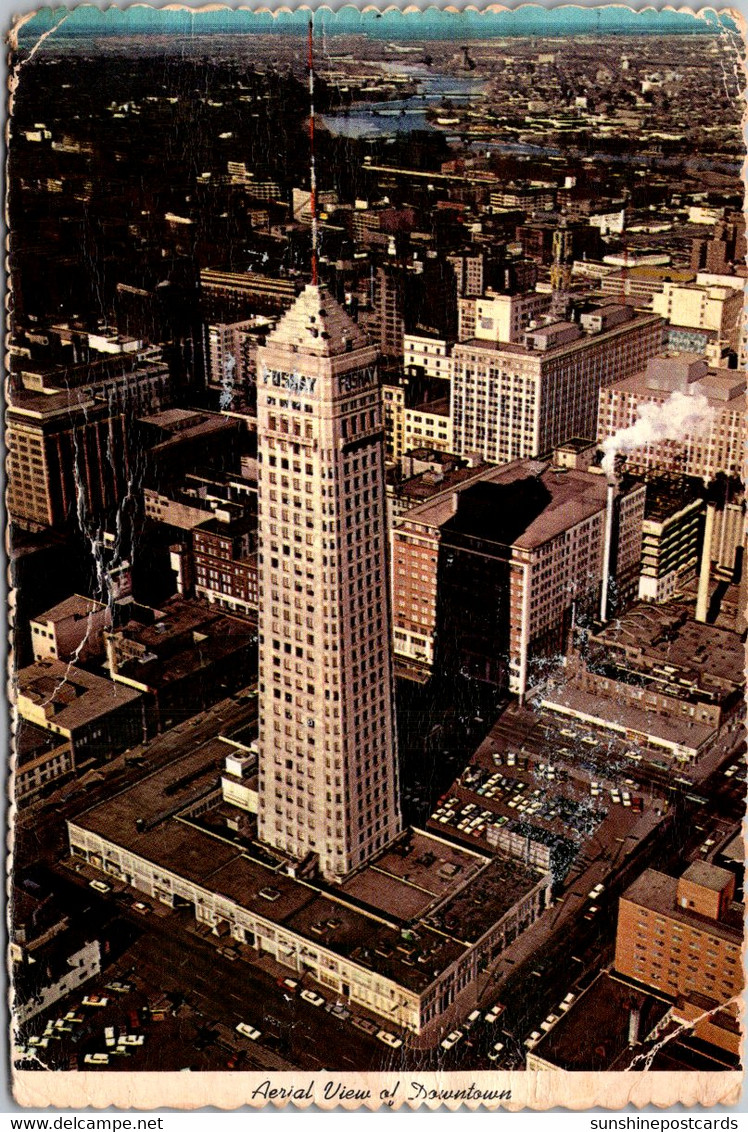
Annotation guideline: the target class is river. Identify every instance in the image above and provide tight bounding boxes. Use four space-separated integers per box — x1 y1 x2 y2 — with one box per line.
322 69 485 139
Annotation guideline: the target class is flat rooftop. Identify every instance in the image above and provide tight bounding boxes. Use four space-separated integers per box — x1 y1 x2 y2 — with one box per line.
111 601 255 688
621 869 743 942
404 459 616 550
424 855 544 944
556 437 596 453
15 718 71 767
682 860 735 893
529 971 671 1071
70 747 545 996
17 660 142 731
7 385 97 420
391 461 495 509
541 684 715 753
453 310 660 360
138 408 207 429
194 513 256 538
608 367 745 409
32 594 109 623
340 831 485 921
592 603 745 694
411 397 450 418
642 476 704 522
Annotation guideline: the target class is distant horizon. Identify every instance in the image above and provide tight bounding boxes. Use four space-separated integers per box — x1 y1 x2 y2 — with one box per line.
12 4 740 50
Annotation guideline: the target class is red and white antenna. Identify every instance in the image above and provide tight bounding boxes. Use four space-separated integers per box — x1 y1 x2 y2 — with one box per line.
308 18 319 287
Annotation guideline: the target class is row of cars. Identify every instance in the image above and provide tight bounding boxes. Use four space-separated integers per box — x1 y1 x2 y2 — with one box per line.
232 976 405 1052
87 878 153 916
594 781 643 811
524 993 576 1051
440 1001 505 1056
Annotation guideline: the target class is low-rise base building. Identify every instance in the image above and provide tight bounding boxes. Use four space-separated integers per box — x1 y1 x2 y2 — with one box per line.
541 602 744 763
67 743 551 1046
16 660 144 769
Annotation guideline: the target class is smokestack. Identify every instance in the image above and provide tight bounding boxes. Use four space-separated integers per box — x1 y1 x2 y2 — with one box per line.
628 1005 641 1047
737 541 748 636
695 502 716 623
600 480 616 623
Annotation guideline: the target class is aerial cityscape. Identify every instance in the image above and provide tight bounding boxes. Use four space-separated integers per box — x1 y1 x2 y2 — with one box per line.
7 6 746 1086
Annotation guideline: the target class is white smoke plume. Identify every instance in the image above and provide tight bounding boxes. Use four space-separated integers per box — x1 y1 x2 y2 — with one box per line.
601 390 714 477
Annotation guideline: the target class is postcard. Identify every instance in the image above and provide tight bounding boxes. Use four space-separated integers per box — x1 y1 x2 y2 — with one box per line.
6 3 746 1111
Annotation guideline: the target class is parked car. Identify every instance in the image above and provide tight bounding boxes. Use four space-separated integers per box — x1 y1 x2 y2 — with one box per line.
325 1002 351 1020
440 1030 463 1051
83 1052 109 1065
105 981 133 995
235 1023 261 1041
82 996 109 1008
485 1004 505 1024
376 1030 403 1049
89 880 111 894
487 1041 505 1061
351 1017 378 1035
300 989 325 1008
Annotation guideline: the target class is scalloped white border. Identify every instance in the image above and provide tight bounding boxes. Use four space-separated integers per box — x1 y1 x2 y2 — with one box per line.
6 0 747 1111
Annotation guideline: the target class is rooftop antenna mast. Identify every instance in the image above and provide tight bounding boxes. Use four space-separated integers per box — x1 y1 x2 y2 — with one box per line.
308 18 319 286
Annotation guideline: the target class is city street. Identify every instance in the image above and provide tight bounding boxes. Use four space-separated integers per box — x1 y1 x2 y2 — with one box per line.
13 690 259 870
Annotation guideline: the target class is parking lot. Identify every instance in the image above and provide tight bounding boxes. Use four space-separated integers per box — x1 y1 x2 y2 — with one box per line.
425 704 662 889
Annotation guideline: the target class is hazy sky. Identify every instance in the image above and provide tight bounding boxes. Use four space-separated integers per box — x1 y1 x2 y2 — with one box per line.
12 4 740 50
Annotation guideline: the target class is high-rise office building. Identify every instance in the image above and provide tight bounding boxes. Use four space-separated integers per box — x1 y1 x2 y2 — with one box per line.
451 307 663 466
391 451 645 696
255 285 402 880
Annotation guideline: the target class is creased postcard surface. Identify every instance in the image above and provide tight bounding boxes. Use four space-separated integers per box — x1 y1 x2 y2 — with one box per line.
6 3 747 1111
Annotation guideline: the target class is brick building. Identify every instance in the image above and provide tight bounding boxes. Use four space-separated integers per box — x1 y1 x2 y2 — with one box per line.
614 862 743 1057
391 453 644 697
192 515 258 617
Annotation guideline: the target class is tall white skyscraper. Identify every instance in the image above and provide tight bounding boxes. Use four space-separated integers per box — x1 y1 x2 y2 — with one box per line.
255 284 402 880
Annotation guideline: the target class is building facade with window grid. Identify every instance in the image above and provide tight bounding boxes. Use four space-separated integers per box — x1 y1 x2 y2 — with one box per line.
255 285 402 881
451 312 664 467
